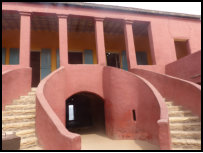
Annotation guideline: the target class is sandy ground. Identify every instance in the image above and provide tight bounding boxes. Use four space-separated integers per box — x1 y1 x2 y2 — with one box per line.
80 132 159 150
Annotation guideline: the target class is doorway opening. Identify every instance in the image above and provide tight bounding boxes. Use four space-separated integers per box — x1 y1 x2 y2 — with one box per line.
106 52 120 68
66 92 105 135
30 51 40 87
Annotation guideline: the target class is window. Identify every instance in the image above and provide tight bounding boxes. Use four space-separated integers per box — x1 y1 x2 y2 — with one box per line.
174 40 190 59
132 109 136 121
68 105 74 121
136 52 148 65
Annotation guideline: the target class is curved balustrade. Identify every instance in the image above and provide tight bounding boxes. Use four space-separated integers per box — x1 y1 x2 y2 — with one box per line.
2 66 31 110
36 65 171 150
165 50 201 84
131 68 201 118
36 67 81 150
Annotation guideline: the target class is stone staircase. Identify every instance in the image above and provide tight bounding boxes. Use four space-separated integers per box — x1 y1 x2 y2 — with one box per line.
166 101 201 150
2 88 43 150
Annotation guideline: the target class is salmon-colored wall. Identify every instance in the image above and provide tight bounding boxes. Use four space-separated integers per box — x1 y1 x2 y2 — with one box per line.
36 65 170 149
2 2 201 67
165 50 201 84
131 68 201 118
2 67 32 110
149 17 201 65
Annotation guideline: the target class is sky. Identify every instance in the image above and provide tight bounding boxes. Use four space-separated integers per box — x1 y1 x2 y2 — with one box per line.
86 2 201 15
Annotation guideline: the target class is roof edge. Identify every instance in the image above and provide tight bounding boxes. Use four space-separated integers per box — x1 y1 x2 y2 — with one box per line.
35 2 201 20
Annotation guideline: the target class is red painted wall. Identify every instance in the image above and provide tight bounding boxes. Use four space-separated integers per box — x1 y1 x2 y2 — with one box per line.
131 68 201 118
36 67 81 150
36 65 170 150
2 65 21 72
2 2 201 66
2 67 31 110
165 50 201 84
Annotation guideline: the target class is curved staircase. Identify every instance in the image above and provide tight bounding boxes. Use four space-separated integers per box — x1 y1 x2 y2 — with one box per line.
2 88 42 150
166 100 201 150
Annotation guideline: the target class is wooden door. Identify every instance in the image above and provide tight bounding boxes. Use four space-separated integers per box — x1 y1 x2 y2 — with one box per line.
84 50 93 64
121 51 128 71
68 52 83 64
9 48 19 65
2 48 6 64
30 52 40 87
41 49 51 80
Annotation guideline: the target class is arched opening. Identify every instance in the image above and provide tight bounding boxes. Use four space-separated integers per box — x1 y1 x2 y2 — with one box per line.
66 92 105 135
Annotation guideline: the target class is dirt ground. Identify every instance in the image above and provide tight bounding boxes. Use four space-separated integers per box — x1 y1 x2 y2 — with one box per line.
80 132 160 150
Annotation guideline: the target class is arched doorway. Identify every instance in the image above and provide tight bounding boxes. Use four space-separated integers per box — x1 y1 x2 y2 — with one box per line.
66 92 105 135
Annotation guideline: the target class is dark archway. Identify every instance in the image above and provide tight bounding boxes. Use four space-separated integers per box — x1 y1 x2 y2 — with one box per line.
66 92 105 135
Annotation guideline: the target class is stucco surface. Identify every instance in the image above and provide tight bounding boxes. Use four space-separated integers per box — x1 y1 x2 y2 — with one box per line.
36 65 170 150
131 68 201 118
2 2 201 67
2 66 31 110
165 50 201 83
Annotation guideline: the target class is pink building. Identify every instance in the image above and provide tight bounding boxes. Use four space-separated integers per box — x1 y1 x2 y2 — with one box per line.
2 2 201 150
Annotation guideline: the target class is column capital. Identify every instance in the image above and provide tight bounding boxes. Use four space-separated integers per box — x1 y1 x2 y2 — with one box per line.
125 20 134 25
57 14 69 19
19 11 31 16
95 17 104 22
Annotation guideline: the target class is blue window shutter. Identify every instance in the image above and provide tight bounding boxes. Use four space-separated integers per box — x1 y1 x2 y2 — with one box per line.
41 49 51 80
2 48 6 64
122 51 128 71
56 49 60 68
9 48 19 65
136 52 148 65
84 50 93 64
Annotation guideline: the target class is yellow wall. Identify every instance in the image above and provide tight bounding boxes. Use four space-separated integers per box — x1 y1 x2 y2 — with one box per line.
2 30 20 65
2 29 152 70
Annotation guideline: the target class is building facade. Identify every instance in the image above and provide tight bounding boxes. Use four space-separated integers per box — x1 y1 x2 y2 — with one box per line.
2 2 201 150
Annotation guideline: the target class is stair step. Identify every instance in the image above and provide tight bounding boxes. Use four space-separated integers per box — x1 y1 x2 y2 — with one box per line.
22 145 43 150
16 129 36 138
5 104 36 111
165 101 173 106
167 105 183 111
170 122 201 131
172 147 200 150
20 137 38 149
2 88 40 150
31 88 37 92
20 95 36 99
171 131 201 139
169 116 200 123
2 121 35 131
169 110 193 117
2 109 35 116
28 91 36 96
172 138 201 149
12 99 35 105
2 114 35 124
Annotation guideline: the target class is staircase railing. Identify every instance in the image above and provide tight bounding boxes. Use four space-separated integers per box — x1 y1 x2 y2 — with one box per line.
2 67 31 110
130 68 201 119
